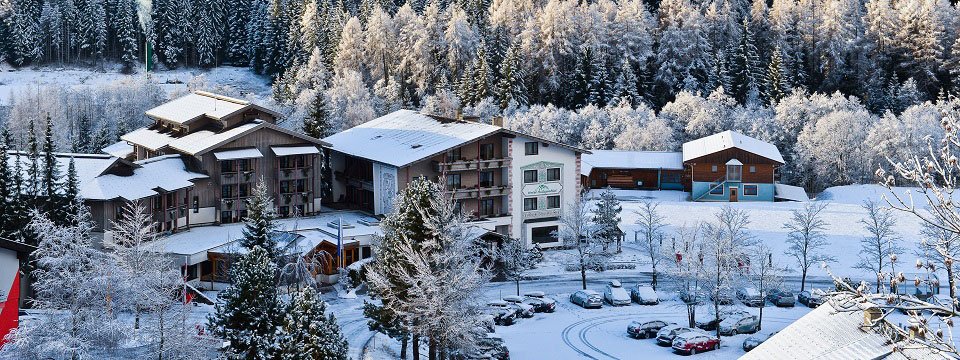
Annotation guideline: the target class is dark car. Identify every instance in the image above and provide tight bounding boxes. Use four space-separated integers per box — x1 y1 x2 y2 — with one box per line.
627 320 672 339
522 291 557 313
798 289 826 308
742 331 778 352
483 306 516 326
766 289 796 307
656 325 697 346
672 332 720 355
696 310 750 331
736 287 764 307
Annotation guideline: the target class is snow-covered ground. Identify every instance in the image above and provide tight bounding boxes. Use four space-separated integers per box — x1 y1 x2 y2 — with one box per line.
0 65 273 105
321 184 957 360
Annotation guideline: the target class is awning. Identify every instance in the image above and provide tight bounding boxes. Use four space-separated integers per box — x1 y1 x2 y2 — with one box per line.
272 145 320 157
214 148 263 161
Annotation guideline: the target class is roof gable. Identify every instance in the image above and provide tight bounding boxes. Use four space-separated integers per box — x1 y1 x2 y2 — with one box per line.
682 130 784 164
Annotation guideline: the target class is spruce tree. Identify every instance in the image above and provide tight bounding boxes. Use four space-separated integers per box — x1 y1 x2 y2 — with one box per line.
9 151 30 244
208 246 281 360
610 58 640 105
303 90 331 138
115 0 139 71
240 178 279 260
60 158 80 222
764 45 789 105
495 41 528 110
363 302 410 358
0 130 10 238
731 17 761 104
41 115 61 214
592 189 623 252
226 0 253 64
278 287 349 359
26 119 40 200
72 115 92 153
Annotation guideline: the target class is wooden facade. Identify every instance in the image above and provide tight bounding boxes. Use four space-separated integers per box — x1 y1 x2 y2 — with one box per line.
586 168 687 191
685 147 780 184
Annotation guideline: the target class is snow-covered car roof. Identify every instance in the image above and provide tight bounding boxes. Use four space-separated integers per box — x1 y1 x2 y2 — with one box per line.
740 287 761 297
609 280 622 287
577 290 601 296
523 291 546 297
674 331 712 341
502 295 524 302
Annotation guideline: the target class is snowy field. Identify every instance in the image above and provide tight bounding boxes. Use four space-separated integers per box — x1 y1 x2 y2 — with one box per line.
327 184 959 360
0 65 274 105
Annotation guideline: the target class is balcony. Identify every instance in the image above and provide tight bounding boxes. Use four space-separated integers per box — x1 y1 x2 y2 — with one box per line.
522 208 562 221
220 197 250 211
334 171 374 191
279 167 313 181
436 157 511 172
221 170 256 185
445 185 510 200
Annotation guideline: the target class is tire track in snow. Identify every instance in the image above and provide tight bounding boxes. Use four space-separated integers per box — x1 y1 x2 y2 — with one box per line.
560 309 678 360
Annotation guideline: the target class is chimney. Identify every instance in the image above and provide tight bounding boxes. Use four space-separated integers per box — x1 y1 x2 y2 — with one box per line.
863 306 882 326
493 116 504 127
456 109 463 121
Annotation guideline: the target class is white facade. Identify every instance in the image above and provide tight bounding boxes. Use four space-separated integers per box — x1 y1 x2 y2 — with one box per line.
506 135 581 248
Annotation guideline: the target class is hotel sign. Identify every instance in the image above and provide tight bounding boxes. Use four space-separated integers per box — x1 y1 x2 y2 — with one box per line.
522 183 562 196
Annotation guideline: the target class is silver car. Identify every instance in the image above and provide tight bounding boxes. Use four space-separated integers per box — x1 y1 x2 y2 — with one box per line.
718 314 759 335
570 290 603 309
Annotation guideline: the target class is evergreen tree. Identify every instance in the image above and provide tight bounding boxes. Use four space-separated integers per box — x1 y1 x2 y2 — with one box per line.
0 130 10 238
303 90 331 138
72 115 92 153
459 46 492 107
26 119 40 200
114 0 139 71
41 115 60 210
363 302 410 359
8 150 29 243
731 17 761 104
764 45 789 104
571 46 609 107
495 41 528 110
60 158 80 222
195 0 225 67
208 246 281 360
592 189 623 252
225 0 253 64
610 58 640 105
240 178 279 260
278 287 349 360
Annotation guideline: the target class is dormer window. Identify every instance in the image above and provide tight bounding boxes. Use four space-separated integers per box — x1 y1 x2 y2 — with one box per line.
726 159 743 182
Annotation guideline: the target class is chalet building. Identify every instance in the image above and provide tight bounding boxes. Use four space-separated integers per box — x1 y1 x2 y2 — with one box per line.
581 150 686 191
111 91 329 228
682 130 784 202
322 110 588 248
582 131 798 202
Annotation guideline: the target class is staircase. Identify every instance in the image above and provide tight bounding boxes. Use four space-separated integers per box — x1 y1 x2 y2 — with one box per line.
694 176 727 202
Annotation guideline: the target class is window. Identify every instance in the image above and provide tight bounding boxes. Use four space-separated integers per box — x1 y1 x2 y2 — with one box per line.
531 226 559 244
237 159 252 171
711 165 718 172
193 196 199 213
221 160 234 173
749 165 757 173
279 206 290 217
523 197 538 211
479 171 495 187
709 183 724 195
480 199 495 216
726 165 742 181
446 148 461 162
280 181 292 194
546 168 561 181
295 179 306 192
221 211 234 224
221 185 233 198
525 142 539 155
446 174 462 189
238 183 251 197
480 143 495 160
743 184 758 196
523 170 538 183
547 195 561 209
454 201 463 215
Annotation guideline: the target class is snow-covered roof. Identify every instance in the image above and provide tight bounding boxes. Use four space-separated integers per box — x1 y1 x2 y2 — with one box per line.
145 91 251 125
6 152 121 187
213 148 263 161
775 184 809 202
323 110 502 167
167 121 263 155
742 299 950 360
101 141 134 158
121 127 179 151
682 130 785 164
80 155 208 201
580 150 684 175
123 120 328 156
272 145 320 157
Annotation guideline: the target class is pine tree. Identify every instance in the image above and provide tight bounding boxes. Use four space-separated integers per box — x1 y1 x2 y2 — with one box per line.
571 46 609 107
764 45 789 104
26 119 40 200
226 0 253 64
303 90 331 138
195 0 224 67
495 41 527 110
41 115 61 213
60 158 80 222
362 302 410 359
114 0 139 71
8 150 29 243
278 287 349 359
0 130 10 238
592 189 622 252
208 246 281 360
72 115 92 153
610 58 640 105
240 178 279 260
731 17 761 104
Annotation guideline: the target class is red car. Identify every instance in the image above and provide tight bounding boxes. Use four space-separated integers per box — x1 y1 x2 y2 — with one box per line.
671 332 720 355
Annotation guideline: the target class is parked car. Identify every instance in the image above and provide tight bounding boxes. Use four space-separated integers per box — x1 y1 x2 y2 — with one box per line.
631 284 659 305
570 290 603 309
742 331 778 352
696 310 750 331
766 288 796 307
718 314 760 335
672 332 720 355
522 291 557 313
482 305 516 326
487 300 523 318
798 289 826 308
627 320 672 339
501 296 535 318
656 325 698 346
603 280 632 306
710 291 734 305
736 287 764 307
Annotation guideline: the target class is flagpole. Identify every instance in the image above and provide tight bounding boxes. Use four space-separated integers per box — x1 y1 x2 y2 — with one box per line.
337 216 343 270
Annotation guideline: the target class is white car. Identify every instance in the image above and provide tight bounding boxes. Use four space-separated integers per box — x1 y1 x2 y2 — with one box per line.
631 284 659 305
603 280 631 306
501 295 535 318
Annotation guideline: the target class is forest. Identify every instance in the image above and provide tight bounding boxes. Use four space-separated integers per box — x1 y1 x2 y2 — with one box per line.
2 0 959 191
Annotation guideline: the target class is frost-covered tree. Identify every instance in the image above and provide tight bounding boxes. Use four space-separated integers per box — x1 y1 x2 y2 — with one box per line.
918 221 960 299
558 194 607 289
747 243 786 331
325 70 377 131
764 45 789 104
363 301 411 359
278 287 349 360
496 41 527 109
784 201 835 292
855 199 903 293
208 246 281 359
240 178 279 260
664 222 705 327
500 237 539 295
701 206 754 340
634 200 666 290
794 105 874 189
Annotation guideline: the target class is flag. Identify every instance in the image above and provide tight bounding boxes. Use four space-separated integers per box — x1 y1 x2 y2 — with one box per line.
337 216 343 269
0 269 21 347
